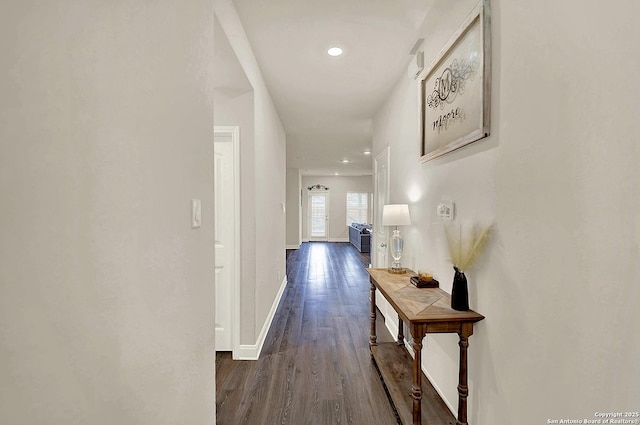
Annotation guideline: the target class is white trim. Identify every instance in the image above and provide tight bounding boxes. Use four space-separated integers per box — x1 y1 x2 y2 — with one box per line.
373 147 391 268
308 190 330 241
383 314 399 342
422 354 456 415
213 126 241 359
285 244 300 249
236 344 260 360
236 276 288 360
379 301 400 349
301 238 309 243
328 238 349 243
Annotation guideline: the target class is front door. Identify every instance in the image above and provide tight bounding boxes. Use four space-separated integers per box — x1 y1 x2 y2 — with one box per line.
309 191 329 241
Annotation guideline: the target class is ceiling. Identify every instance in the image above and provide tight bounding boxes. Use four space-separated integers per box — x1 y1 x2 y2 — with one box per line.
230 0 436 176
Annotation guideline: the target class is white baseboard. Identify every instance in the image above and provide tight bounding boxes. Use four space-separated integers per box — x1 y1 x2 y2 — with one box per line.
422 358 456 416
236 344 259 360
301 238 349 243
285 244 300 249
236 276 288 360
328 238 349 242
384 313 399 341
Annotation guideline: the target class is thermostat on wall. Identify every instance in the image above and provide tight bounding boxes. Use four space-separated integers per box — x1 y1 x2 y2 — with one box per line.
437 202 454 220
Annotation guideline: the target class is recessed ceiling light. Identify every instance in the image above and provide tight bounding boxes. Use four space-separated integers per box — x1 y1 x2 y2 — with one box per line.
341 159 350 163
334 172 339 176
327 46 343 57
363 150 371 155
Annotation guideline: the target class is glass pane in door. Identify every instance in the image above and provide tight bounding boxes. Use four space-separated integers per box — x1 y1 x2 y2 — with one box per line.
310 194 326 238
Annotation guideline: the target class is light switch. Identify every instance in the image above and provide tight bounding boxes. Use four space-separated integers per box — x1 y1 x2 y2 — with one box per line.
437 201 454 220
192 199 202 228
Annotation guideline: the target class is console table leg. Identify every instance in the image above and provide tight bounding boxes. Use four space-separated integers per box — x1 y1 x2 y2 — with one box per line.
397 315 404 346
369 281 377 347
411 339 423 425
457 334 469 425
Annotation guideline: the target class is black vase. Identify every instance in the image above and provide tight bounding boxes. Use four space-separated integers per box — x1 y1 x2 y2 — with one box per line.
451 267 469 311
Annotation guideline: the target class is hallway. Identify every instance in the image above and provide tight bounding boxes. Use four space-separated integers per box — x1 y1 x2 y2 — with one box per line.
215 242 455 425
216 242 397 424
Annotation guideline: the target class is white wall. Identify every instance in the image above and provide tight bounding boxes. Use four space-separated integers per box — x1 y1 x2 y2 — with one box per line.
0 2 216 424
215 0 287 352
286 169 302 248
373 0 640 423
301 175 373 241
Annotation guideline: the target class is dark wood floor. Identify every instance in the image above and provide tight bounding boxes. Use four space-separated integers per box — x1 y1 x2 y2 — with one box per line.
215 242 452 425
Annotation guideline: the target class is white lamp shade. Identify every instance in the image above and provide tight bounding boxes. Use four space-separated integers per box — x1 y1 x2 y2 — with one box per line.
381 204 411 226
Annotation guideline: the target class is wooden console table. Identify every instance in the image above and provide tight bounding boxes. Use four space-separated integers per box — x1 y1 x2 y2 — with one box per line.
367 268 484 425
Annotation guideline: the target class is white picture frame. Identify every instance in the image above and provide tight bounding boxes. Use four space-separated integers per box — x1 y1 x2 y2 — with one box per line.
420 0 491 163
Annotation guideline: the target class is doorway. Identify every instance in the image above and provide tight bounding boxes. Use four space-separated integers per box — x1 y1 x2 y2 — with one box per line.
308 191 329 241
373 147 390 268
213 126 240 356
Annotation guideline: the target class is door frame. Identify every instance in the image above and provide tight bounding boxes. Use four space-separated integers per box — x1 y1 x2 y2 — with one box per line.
213 125 241 358
308 190 330 241
373 147 390 268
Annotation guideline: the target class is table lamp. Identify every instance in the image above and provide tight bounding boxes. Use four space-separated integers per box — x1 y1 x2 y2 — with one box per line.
381 204 411 273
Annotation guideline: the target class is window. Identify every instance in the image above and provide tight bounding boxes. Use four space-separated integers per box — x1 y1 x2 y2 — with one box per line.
346 192 369 225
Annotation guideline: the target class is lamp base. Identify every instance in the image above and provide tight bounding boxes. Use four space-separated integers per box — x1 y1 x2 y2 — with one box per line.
387 267 406 274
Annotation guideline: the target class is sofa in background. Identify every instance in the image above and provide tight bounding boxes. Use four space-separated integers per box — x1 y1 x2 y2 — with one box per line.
348 223 371 253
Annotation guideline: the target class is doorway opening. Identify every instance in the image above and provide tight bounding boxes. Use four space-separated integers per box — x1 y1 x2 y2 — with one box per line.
373 147 390 268
213 126 240 357
308 191 329 241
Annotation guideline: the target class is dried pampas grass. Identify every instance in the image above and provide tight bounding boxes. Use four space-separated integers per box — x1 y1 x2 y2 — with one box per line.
444 222 492 272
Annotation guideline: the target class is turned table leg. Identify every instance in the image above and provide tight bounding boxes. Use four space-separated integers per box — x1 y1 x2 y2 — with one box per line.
369 280 377 347
397 315 404 346
411 338 423 425
457 334 469 425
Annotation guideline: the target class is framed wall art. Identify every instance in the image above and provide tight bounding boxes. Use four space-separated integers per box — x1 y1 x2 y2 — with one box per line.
420 0 491 163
